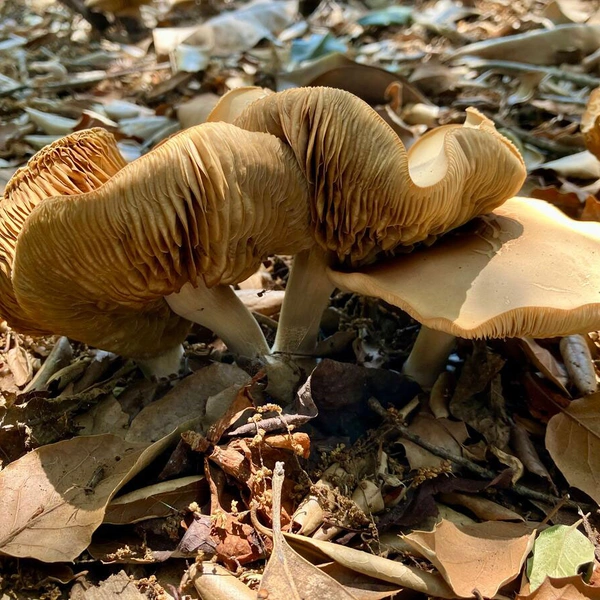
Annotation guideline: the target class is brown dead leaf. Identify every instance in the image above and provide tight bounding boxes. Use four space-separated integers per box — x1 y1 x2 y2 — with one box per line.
82 571 146 600
546 393 600 504
559 335 598 396
400 413 469 470
582 87 600 160
449 24 600 65
439 492 524 521
511 423 556 489
259 462 359 600
0 432 176 561
285 532 455 598
126 363 250 443
190 562 255 600
581 196 600 221
236 289 285 317
104 476 207 525
6 344 33 387
404 520 536 598
519 338 570 395
318 562 403 600
517 575 600 599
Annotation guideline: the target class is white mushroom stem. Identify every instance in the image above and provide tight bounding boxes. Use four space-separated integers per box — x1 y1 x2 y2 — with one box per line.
401 326 457 389
166 281 270 358
136 344 185 379
272 248 335 355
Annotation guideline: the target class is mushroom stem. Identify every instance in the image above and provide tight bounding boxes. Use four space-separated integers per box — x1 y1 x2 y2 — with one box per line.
166 281 269 358
272 248 335 355
136 344 184 379
402 326 456 389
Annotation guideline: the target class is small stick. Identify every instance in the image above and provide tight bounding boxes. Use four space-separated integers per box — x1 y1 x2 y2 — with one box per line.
369 398 591 511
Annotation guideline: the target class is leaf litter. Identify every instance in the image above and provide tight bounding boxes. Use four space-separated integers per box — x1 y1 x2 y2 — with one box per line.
2 0 600 597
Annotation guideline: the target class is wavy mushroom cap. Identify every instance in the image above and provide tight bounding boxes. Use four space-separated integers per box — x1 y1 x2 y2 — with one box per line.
0 128 127 333
328 197 600 338
12 122 312 358
233 87 526 264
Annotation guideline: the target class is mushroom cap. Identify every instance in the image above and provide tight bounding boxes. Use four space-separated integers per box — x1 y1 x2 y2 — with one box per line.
233 87 526 264
327 197 600 338
0 128 126 334
207 86 274 124
12 122 311 358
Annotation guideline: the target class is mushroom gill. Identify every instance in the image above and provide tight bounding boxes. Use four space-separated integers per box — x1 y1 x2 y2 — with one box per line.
228 86 526 354
12 122 312 362
0 128 126 334
233 86 525 264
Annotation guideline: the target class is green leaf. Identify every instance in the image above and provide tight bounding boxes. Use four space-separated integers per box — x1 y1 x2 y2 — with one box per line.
527 524 595 591
357 6 413 27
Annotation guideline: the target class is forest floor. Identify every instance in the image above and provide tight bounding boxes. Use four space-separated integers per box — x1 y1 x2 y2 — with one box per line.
2 0 600 598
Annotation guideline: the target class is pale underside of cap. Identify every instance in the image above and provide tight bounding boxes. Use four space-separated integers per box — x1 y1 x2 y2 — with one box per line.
327 197 600 338
233 86 526 265
0 128 126 334
13 122 312 358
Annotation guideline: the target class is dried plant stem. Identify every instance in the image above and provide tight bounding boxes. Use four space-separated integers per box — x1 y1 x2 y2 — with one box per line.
369 397 590 511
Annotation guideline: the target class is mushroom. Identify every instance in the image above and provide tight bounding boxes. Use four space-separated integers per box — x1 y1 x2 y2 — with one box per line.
230 87 526 355
0 128 126 334
327 196 600 387
10 121 312 377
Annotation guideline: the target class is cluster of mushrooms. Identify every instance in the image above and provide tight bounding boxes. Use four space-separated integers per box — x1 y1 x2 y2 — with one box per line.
2 86 600 394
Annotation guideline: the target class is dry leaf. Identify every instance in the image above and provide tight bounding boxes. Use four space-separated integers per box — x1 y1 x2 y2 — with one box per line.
450 24 600 65
0 432 176 561
82 571 146 600
519 338 570 395
190 562 255 600
518 575 600 599
400 413 469 470
259 462 359 600
546 393 600 504
559 334 598 396
104 476 207 525
6 344 33 387
439 492 524 521
126 363 250 443
236 289 285 317
284 532 455 598
582 87 600 160
404 520 536 598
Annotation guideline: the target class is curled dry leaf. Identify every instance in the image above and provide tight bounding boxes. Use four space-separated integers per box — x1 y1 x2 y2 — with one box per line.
559 334 598 396
6 343 33 387
546 393 600 504
404 519 536 598
0 432 177 562
449 24 600 65
190 562 255 600
284 531 455 598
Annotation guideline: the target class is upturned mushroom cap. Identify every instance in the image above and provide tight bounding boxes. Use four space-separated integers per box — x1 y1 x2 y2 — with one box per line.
327 197 600 338
12 122 311 358
0 128 126 333
233 87 526 264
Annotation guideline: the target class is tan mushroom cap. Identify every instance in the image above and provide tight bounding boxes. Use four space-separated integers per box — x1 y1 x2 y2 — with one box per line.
327 197 600 338
12 122 311 358
581 87 600 160
0 128 126 334
233 87 526 264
